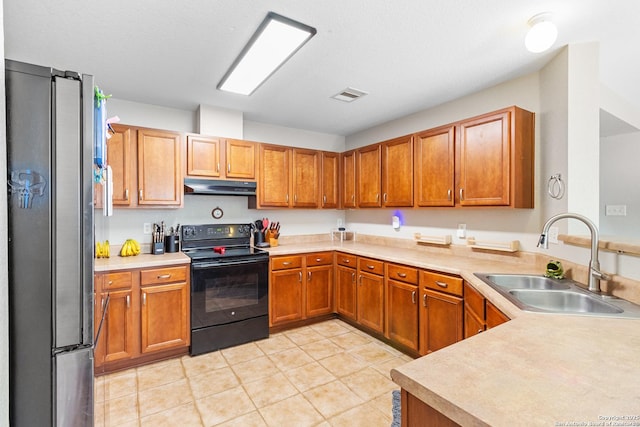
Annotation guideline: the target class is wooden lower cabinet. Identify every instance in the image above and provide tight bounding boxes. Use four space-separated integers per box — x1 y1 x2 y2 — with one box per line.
401 389 461 427
336 264 357 320
270 252 333 327
94 264 190 374
140 281 189 354
419 271 464 355
387 279 419 351
357 257 385 334
464 281 509 337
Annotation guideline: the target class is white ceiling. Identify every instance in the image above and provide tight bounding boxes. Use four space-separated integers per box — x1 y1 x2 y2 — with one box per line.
4 0 640 136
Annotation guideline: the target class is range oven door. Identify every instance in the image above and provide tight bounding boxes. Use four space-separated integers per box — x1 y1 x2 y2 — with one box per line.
190 257 269 329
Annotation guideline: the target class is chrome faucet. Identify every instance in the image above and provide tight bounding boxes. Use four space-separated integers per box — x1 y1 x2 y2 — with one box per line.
538 212 610 293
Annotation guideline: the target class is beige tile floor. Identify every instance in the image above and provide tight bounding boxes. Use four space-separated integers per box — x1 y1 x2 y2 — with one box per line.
94 319 413 427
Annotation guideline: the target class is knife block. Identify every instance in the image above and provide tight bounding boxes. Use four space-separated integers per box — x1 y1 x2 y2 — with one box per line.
152 242 165 255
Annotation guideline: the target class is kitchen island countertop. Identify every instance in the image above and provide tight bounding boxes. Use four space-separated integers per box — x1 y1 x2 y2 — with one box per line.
266 239 640 425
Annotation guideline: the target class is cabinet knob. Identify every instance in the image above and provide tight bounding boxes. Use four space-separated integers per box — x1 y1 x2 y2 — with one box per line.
283 261 292 266
316 258 322 262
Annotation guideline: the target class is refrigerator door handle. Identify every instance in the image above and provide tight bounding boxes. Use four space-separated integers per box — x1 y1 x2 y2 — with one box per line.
93 293 110 351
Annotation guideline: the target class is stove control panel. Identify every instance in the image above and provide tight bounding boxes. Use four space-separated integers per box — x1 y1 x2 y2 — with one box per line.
181 223 252 242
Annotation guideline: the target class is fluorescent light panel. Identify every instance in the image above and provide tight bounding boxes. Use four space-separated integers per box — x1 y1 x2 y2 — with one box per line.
218 12 317 95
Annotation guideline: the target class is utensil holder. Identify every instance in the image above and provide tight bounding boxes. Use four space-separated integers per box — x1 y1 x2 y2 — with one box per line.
165 235 179 253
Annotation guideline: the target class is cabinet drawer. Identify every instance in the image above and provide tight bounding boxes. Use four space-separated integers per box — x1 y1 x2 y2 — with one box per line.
421 270 463 296
463 282 485 318
387 263 418 285
271 255 302 271
103 271 133 290
358 257 385 276
336 252 357 268
140 266 188 285
306 252 333 267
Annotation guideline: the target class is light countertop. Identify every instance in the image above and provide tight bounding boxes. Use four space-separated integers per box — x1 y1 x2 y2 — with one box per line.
267 240 640 425
94 251 190 272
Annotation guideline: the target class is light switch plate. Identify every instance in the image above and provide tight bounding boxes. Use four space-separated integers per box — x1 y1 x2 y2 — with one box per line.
457 224 466 238
605 205 627 216
548 226 559 244
143 223 152 234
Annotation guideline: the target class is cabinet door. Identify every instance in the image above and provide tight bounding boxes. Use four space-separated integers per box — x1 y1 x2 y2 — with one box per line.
270 268 304 325
486 301 509 329
99 289 135 363
415 125 455 207
259 144 291 207
321 151 339 208
464 307 485 339
225 139 256 179
463 281 486 338
387 280 418 351
137 129 182 206
187 135 221 177
342 150 357 208
382 135 413 206
292 148 320 208
458 111 510 206
306 265 333 318
419 289 463 355
107 124 132 206
357 144 382 207
140 282 189 354
357 271 384 333
336 265 357 320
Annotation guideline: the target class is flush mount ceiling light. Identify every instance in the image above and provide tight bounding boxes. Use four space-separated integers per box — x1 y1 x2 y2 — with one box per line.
217 12 316 96
331 87 368 103
525 12 558 53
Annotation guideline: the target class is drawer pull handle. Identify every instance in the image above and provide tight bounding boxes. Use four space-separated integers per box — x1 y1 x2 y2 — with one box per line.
227 163 230 174
367 265 375 270
435 281 448 288
343 259 350 263
383 193 388 203
282 261 292 266
323 195 327 205
157 274 171 279
217 163 220 173
359 274 363 284
107 280 113 285
316 258 322 262
422 293 427 307
397 272 407 278
411 291 416 304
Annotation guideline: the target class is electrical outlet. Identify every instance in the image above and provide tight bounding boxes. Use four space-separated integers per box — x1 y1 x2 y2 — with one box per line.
548 226 559 244
143 223 152 234
457 224 466 239
605 205 627 216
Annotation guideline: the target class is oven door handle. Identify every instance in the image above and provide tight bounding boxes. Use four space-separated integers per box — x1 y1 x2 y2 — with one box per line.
191 258 268 269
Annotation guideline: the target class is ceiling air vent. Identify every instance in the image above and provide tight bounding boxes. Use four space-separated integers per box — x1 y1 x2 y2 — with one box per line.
331 87 368 102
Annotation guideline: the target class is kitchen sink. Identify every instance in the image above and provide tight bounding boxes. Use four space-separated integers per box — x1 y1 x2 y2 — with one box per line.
508 289 623 314
484 274 570 290
474 273 640 318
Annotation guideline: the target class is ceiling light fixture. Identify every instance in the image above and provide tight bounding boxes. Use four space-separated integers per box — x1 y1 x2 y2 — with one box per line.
525 12 558 53
217 12 316 96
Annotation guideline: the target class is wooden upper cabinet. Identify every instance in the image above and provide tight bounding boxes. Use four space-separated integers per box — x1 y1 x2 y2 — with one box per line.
107 125 132 206
321 151 339 209
137 128 182 206
258 144 291 208
186 134 221 177
292 148 320 208
381 135 414 206
458 106 534 207
341 150 357 208
357 144 382 207
415 125 455 207
225 139 256 179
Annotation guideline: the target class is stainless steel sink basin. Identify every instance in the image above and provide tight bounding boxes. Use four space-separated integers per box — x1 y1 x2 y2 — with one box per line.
508 289 623 314
474 273 640 318
485 274 570 290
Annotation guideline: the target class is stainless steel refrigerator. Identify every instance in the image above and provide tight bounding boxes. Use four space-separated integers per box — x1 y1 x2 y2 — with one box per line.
6 59 95 426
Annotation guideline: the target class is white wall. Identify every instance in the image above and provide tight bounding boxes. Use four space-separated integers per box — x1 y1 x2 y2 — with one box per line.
600 130 640 237
1 0 9 421
244 120 345 152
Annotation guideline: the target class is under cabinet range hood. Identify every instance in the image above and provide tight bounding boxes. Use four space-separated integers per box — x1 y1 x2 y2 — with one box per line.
184 178 257 196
